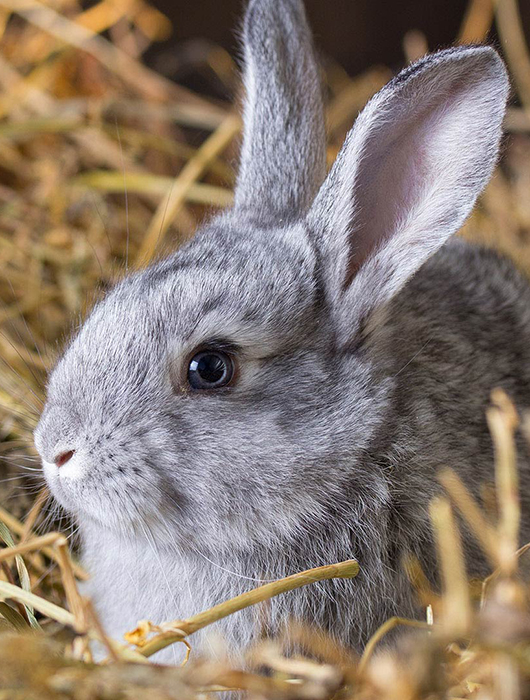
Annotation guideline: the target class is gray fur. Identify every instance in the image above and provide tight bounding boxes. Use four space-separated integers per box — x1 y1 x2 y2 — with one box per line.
34 0 530 663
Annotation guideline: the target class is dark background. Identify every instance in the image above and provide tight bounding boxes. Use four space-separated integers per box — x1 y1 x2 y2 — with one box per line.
146 0 530 82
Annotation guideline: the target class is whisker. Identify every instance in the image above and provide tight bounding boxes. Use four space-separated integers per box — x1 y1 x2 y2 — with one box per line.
0 439 36 452
1 485 46 501
89 190 114 257
5 277 52 374
0 366 42 417
34 497 64 535
0 454 40 463
0 331 44 407
64 522 80 544
0 387 40 420
0 454 41 462
32 560 58 589
0 461 42 472
0 475 31 484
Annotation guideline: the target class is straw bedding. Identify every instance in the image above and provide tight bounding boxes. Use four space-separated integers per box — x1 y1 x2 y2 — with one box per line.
1 0 530 697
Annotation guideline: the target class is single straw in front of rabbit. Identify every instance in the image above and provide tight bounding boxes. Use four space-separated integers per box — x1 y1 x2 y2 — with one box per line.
122 559 359 660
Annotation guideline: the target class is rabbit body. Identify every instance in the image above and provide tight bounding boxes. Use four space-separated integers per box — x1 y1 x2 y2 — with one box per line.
35 0 529 662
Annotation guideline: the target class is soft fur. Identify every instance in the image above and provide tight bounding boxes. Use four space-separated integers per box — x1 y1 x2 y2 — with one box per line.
35 0 530 663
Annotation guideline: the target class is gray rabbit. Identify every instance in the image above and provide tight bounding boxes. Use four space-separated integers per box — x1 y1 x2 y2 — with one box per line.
34 0 530 663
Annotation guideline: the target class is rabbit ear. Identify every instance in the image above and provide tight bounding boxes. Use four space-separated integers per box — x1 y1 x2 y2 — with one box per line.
234 0 326 222
307 46 509 344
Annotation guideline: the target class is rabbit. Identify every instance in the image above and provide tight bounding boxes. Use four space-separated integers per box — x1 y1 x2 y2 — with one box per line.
34 0 530 664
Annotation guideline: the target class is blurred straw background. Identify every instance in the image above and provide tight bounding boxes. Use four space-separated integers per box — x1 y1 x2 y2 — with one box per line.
0 0 529 697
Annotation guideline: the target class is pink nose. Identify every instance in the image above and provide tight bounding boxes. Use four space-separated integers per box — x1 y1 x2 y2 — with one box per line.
54 450 75 468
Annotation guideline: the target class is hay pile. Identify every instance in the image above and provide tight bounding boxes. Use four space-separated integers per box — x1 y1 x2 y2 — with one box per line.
0 0 530 697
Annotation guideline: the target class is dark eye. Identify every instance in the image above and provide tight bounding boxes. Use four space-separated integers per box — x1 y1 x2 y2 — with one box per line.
187 350 235 390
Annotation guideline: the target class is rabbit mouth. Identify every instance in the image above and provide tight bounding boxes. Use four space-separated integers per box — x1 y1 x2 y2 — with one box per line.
41 458 117 523
41 462 79 517
41 459 176 538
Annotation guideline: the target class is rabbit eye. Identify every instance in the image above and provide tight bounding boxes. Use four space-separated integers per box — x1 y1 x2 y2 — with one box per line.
187 350 234 390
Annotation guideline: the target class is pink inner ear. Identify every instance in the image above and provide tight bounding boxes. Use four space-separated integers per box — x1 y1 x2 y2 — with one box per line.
343 76 482 289
343 120 436 287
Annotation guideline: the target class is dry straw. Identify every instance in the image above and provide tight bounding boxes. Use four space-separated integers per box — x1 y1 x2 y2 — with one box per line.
0 0 530 696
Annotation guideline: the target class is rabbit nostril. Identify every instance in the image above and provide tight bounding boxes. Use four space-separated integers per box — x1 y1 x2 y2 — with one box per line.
54 450 75 468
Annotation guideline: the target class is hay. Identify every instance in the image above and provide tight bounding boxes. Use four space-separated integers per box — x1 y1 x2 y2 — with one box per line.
0 0 530 696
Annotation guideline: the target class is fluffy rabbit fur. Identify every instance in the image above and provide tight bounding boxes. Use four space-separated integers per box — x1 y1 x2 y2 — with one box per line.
35 0 530 663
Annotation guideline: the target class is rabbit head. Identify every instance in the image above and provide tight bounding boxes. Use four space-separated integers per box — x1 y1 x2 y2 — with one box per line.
35 0 509 561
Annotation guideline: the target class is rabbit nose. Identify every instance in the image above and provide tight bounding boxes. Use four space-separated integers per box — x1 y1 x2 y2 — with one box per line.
54 450 75 468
